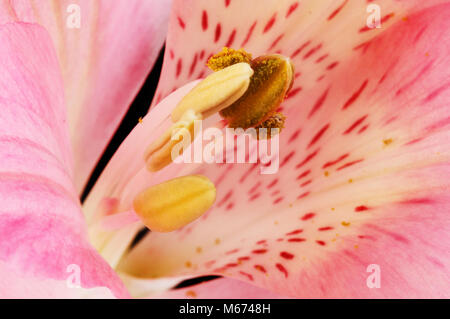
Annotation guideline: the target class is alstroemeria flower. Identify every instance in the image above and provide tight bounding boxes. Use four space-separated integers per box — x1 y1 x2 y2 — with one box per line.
1 0 449 298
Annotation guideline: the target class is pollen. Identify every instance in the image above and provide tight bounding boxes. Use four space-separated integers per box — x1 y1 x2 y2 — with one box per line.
255 112 286 139
133 175 216 232
207 47 253 71
219 54 294 130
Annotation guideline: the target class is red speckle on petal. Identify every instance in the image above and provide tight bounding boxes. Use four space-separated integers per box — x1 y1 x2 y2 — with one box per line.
273 197 284 204
225 0 231 7
225 248 239 255
276 263 288 277
316 240 326 246
327 61 339 70
296 170 311 180
318 226 334 231
267 179 278 189
303 44 322 60
280 151 295 168
268 34 284 50
286 87 302 99
297 191 310 200
359 13 395 32
288 129 301 144
301 212 315 221
189 54 198 77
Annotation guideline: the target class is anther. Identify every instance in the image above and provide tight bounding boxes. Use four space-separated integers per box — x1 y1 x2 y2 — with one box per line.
133 175 216 232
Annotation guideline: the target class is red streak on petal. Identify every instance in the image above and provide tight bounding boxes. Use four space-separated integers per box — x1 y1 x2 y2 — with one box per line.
322 153 349 169
316 240 326 246
252 249 267 254
337 159 364 171
288 238 306 242
327 61 339 70
256 240 266 245
217 190 233 207
308 87 330 118
225 29 237 47
358 124 369 134
276 263 288 277
249 193 261 201
300 180 312 187
286 229 303 235
315 54 329 63
225 0 231 7
288 129 301 144
273 197 284 204
280 151 295 168
296 170 311 180
343 115 368 134
254 265 267 273
355 205 370 212
238 256 250 261
280 252 294 260
291 41 311 58
226 248 239 255
241 21 257 47
267 179 278 189
286 2 300 18
303 44 322 60
214 23 221 42
263 13 277 33
359 13 395 32
328 0 348 20
342 80 368 110
176 59 182 78
189 54 198 77
301 212 315 221
318 226 334 231
177 16 186 29
296 149 319 168
286 86 302 99
268 34 284 50
297 191 310 200
239 271 254 281
201 10 208 31
307 124 330 148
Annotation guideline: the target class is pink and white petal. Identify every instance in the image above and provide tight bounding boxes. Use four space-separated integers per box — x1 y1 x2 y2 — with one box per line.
154 278 289 299
0 0 171 192
0 22 128 298
114 2 450 298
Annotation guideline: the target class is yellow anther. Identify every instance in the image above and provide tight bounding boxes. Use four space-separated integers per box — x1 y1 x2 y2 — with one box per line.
145 110 200 172
219 54 294 129
171 62 254 122
207 47 253 71
133 175 216 232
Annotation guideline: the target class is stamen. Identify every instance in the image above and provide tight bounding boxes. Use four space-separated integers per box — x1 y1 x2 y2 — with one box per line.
218 53 294 130
172 62 254 122
255 112 286 139
207 47 253 71
145 110 200 172
133 175 216 232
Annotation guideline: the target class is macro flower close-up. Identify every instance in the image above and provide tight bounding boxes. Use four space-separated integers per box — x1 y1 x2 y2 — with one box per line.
0 0 449 300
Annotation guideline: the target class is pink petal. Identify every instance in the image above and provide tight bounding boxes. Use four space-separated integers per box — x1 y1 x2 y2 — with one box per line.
95 1 449 297
154 278 289 299
0 22 128 298
0 0 171 191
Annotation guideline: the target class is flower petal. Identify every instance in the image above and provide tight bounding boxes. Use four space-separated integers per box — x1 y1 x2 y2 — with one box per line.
96 1 449 297
0 0 171 191
154 278 289 299
0 22 128 298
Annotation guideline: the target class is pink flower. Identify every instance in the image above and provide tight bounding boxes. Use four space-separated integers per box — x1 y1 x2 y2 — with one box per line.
0 0 449 298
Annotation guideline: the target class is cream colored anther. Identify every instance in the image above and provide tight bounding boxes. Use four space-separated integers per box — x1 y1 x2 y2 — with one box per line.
133 175 216 232
145 110 200 172
171 62 254 122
